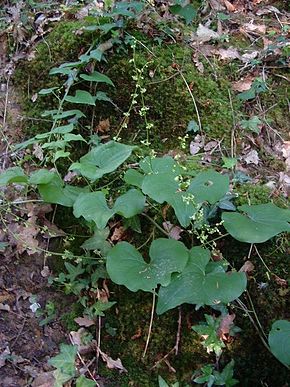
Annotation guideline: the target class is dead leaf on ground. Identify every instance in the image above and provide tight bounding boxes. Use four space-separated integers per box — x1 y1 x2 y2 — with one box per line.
33 143 43 161
75 316 95 327
240 51 259 63
110 226 126 242
239 260 255 273
163 221 183 240
0 346 10 368
99 349 128 373
242 22 266 35
232 75 255 92
243 149 260 165
217 47 240 61
0 303 10 312
194 24 220 43
218 314 236 340
223 0 236 12
31 371 55 387
96 118 110 133
131 327 142 340
189 135 205 155
273 274 288 287
281 141 290 171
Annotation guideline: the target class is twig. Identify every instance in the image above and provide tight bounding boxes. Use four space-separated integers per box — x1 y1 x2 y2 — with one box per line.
69 334 100 385
141 213 169 237
143 290 156 358
96 288 102 370
228 89 236 159
175 307 182 355
178 70 203 134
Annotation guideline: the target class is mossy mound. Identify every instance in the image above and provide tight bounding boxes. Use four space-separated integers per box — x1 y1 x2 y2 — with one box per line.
13 19 241 147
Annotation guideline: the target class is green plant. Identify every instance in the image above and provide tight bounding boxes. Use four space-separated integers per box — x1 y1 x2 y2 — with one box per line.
193 360 238 387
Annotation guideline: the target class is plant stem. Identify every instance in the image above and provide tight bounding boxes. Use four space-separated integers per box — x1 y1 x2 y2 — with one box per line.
143 290 156 358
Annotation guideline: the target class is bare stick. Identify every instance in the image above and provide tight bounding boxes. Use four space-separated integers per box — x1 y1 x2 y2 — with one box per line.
143 290 156 358
175 307 182 355
178 70 203 134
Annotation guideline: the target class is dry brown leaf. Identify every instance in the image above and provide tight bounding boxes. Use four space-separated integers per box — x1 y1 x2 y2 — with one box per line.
162 221 183 240
232 75 255 92
242 22 266 35
282 141 290 171
217 47 240 60
32 372 55 387
110 226 126 242
0 346 10 368
192 53 204 73
99 349 128 373
96 118 110 133
243 149 260 165
240 51 259 63
218 314 236 340
223 0 236 12
75 316 95 327
239 260 255 273
195 24 220 43
190 135 205 155
273 274 288 287
64 171 77 182
209 0 225 11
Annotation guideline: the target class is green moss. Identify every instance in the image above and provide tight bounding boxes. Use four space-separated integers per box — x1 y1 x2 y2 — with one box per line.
234 183 272 206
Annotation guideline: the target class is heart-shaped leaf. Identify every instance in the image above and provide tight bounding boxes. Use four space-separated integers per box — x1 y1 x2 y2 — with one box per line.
80 71 114 86
188 170 229 204
0 167 27 186
157 247 246 314
70 141 135 181
268 320 290 366
65 90 96 105
106 239 189 292
73 192 114 229
222 203 290 243
168 192 199 228
142 173 179 203
113 189 146 218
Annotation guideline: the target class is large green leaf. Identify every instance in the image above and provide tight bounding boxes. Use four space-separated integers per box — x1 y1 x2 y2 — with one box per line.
268 320 290 366
222 203 290 243
157 247 246 314
80 71 114 86
123 169 144 188
142 173 179 203
29 169 57 185
188 170 229 204
168 192 199 228
73 192 114 229
76 375 96 387
0 167 27 185
65 90 96 105
70 141 135 181
106 239 189 292
114 189 146 218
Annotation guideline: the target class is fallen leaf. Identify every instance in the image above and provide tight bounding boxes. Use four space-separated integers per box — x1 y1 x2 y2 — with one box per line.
189 135 205 155
209 0 225 11
110 226 126 242
32 371 55 387
204 140 218 152
240 51 259 62
223 0 236 12
0 303 10 312
41 266 50 278
256 6 282 16
242 22 266 35
64 171 77 182
273 274 288 287
243 149 260 165
218 314 236 340
0 346 10 368
163 221 183 240
96 118 110 133
217 47 240 60
195 24 220 43
281 141 290 171
131 327 142 340
239 261 255 273
75 316 95 327
33 143 44 161
99 349 128 373
232 75 255 92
